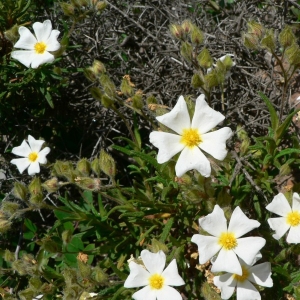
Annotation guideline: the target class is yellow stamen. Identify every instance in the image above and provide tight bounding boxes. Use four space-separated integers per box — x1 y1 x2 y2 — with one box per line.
286 211 300 227
218 232 237 250
233 266 249 282
149 273 164 290
34 42 47 54
180 128 202 148
28 152 38 162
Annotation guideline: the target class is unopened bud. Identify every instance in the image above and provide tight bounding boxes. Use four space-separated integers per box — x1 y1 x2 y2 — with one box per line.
247 20 264 38
286 43 300 66
242 33 259 50
60 2 76 16
29 177 42 196
4 24 19 43
279 26 296 49
77 259 91 278
190 25 204 45
197 48 213 69
92 266 108 284
75 177 101 191
52 160 76 182
181 19 193 34
0 220 12 234
89 86 103 101
42 237 60 253
29 194 43 207
4 249 15 263
101 94 114 108
169 24 183 39
146 95 157 105
95 1 107 12
204 70 219 88
13 182 28 201
76 158 91 176
62 230 73 245
120 76 134 97
191 73 204 89
99 73 116 98
92 59 106 74
84 67 97 82
42 177 59 193
132 92 143 109
180 41 193 63
261 30 276 52
91 158 101 176
99 149 116 178
18 289 34 300
1 201 19 217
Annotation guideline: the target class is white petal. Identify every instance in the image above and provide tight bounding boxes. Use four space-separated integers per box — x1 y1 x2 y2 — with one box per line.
248 262 273 287
30 51 55 68
14 27 36 49
266 193 291 217
175 146 211 177
211 248 242 275
236 280 261 300
37 147 50 164
33 20 52 41
156 96 190 134
162 259 184 286
286 225 300 243
11 140 31 157
149 132 183 163
156 285 183 300
213 273 236 300
234 237 266 265
124 262 150 288
191 234 221 264
200 127 232 160
228 206 261 238
11 50 35 68
141 250 166 274
10 158 30 174
46 29 60 51
28 135 44 152
27 161 40 175
132 286 156 300
292 193 300 212
199 205 227 236
267 217 290 240
191 94 225 134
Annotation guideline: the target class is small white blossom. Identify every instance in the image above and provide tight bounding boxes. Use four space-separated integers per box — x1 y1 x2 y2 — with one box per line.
266 192 300 243
11 135 50 175
11 20 60 68
214 255 273 300
191 205 266 275
149 95 232 177
124 250 185 300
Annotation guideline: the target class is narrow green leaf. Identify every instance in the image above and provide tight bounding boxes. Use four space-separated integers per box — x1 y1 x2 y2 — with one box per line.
160 217 174 243
275 108 300 141
275 148 300 159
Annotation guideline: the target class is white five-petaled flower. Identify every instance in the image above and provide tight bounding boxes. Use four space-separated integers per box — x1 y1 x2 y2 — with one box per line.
149 95 232 177
266 192 300 243
11 20 60 68
191 205 266 276
10 135 50 175
213 255 273 300
124 250 185 300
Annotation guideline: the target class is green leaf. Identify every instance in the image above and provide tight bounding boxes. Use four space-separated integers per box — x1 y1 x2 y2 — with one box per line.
160 217 174 243
275 108 300 141
24 218 37 233
275 148 300 159
258 91 279 131
135 225 157 246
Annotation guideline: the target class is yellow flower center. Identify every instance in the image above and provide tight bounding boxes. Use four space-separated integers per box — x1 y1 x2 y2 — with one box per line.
149 273 164 290
180 128 202 148
286 211 300 227
34 42 47 54
233 266 249 282
218 232 237 250
28 152 38 162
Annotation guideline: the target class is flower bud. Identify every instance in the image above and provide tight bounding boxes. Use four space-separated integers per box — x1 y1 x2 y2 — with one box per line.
204 70 219 88
190 25 204 45
4 249 15 263
99 74 116 98
62 230 73 245
132 91 143 109
60 2 76 16
29 194 44 207
191 73 204 89
101 94 114 108
41 237 60 253
95 1 107 12
89 86 103 101
4 24 19 43
279 25 296 48
42 177 59 193
197 48 213 69
77 259 91 278
18 289 35 300
75 177 101 191
0 220 12 234
92 266 108 284
99 149 116 178
76 158 91 176
181 19 193 34
242 33 259 50
13 182 28 201
92 59 106 74
146 94 157 105
247 20 264 38
261 30 276 52
180 41 193 63
169 24 183 39
120 76 134 97
84 67 97 82
53 161 76 183
29 177 42 196
29 277 43 291
286 43 300 66
1 201 19 217
91 158 101 176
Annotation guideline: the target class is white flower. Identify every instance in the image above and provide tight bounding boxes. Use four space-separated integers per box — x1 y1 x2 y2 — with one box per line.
191 205 266 275
124 250 185 300
266 192 300 243
149 95 232 177
32 295 43 300
11 20 60 68
11 135 50 175
213 255 273 300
